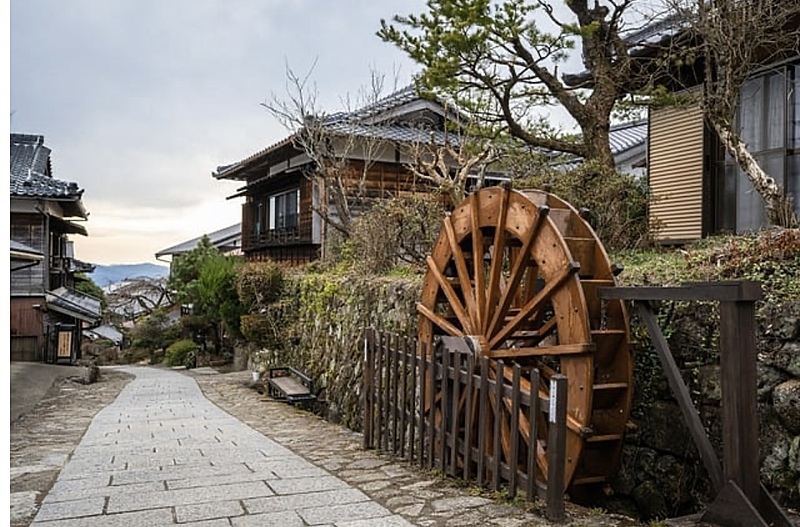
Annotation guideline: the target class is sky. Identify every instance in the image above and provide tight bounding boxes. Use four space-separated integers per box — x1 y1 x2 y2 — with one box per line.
9 0 430 265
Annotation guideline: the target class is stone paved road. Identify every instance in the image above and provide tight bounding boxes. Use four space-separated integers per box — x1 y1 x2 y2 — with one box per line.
31 367 413 527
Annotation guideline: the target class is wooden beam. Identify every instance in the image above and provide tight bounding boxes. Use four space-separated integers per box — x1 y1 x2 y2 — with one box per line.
636 301 725 491
598 280 762 302
486 343 594 359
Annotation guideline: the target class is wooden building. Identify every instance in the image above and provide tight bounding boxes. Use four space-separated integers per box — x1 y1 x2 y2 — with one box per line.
10 134 101 362
213 86 490 265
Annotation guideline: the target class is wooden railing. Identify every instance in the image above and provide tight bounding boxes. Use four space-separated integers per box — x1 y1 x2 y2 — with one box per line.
362 328 567 520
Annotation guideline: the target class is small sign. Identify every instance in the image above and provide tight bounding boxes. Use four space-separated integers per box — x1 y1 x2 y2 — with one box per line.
57 331 72 358
549 378 557 423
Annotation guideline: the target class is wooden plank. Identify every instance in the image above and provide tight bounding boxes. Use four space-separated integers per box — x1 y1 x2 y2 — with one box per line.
636 301 725 491
427 350 436 469
439 349 449 474
363 329 375 450
477 357 489 486
491 360 504 492
444 215 478 329
450 351 462 476
391 333 400 457
426 256 474 334
463 353 475 482
719 300 760 504
526 368 541 502
417 304 464 338
508 364 522 498
419 345 428 468
546 375 567 521
409 344 418 463
268 377 310 397
702 481 770 527
598 281 762 302
376 332 385 452
399 335 409 459
485 343 594 359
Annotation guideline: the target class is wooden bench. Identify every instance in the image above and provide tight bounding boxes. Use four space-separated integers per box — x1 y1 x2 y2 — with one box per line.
267 367 316 404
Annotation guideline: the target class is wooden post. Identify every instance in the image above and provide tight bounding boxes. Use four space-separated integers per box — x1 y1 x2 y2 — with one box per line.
719 297 759 505
363 328 374 450
547 374 567 522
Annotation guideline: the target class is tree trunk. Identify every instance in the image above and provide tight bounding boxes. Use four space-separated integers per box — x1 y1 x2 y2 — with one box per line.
713 121 798 228
581 123 616 178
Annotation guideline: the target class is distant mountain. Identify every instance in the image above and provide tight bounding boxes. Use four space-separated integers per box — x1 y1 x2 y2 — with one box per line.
88 263 170 288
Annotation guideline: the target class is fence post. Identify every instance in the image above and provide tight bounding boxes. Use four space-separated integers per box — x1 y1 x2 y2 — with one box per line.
547 374 567 522
363 328 374 450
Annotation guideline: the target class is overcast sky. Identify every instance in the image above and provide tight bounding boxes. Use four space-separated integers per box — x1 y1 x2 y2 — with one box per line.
10 0 430 265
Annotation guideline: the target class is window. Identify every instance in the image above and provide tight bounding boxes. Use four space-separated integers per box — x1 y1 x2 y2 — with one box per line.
269 189 299 230
722 62 799 232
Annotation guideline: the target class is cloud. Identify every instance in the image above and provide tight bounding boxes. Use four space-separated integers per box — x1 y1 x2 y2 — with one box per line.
11 0 425 263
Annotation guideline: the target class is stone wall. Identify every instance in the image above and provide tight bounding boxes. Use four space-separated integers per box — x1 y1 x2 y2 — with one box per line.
240 272 799 518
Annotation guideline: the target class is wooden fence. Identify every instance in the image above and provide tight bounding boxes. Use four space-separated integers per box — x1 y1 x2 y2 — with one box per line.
362 328 567 520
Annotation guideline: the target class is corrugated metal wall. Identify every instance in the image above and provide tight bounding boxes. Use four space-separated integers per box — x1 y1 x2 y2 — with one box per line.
649 103 705 242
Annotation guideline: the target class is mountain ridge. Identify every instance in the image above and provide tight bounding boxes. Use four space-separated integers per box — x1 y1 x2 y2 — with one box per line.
88 263 170 288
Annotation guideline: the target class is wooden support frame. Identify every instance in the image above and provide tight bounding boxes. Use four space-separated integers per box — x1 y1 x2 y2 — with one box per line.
599 281 792 527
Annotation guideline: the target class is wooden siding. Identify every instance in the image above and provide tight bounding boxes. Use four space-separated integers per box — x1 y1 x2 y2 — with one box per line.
649 103 705 242
10 214 47 296
10 296 45 361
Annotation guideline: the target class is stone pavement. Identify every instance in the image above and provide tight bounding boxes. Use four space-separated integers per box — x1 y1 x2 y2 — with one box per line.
24 366 643 527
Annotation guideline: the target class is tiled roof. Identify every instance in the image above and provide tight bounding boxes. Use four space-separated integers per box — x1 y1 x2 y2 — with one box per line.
155 223 242 258
214 86 454 181
608 120 647 155
10 134 83 199
46 286 102 323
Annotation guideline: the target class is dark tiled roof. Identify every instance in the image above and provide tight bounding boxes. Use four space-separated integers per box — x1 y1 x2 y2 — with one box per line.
214 86 454 181
46 286 102 323
155 223 242 258
10 134 83 199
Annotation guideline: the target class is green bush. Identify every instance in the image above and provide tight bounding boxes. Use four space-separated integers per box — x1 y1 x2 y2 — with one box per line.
165 339 199 368
236 260 284 311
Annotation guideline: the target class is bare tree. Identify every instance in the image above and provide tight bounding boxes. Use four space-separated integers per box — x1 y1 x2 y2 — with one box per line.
105 277 173 323
403 125 501 205
673 0 800 226
261 62 399 236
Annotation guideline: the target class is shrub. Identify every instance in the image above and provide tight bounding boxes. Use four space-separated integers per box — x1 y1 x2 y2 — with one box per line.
236 260 285 311
165 339 199 368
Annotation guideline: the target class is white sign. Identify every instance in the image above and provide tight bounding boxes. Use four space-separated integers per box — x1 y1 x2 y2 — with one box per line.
549 378 557 423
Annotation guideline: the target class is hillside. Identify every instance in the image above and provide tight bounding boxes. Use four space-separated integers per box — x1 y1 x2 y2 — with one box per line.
88 263 170 288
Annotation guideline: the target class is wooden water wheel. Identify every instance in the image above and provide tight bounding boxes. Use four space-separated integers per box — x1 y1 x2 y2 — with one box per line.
418 185 632 494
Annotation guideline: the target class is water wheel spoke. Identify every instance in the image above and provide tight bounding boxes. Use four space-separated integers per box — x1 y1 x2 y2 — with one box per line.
470 193 487 331
417 304 464 337
484 186 510 333
486 206 549 338
426 256 474 334
444 216 478 330
489 261 580 349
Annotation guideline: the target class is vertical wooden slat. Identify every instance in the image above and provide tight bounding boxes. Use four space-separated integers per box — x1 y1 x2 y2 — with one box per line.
376 331 384 451
508 364 522 498
527 368 541 502
391 333 400 456
463 353 475 482
427 347 436 469
382 333 392 453
477 357 489 486
547 375 567 522
363 328 374 450
400 335 409 459
418 343 427 468
491 360 504 492
439 347 449 474
450 350 462 476
410 343 418 464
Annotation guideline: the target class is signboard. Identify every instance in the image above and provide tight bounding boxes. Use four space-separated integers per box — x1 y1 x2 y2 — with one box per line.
57 330 73 358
